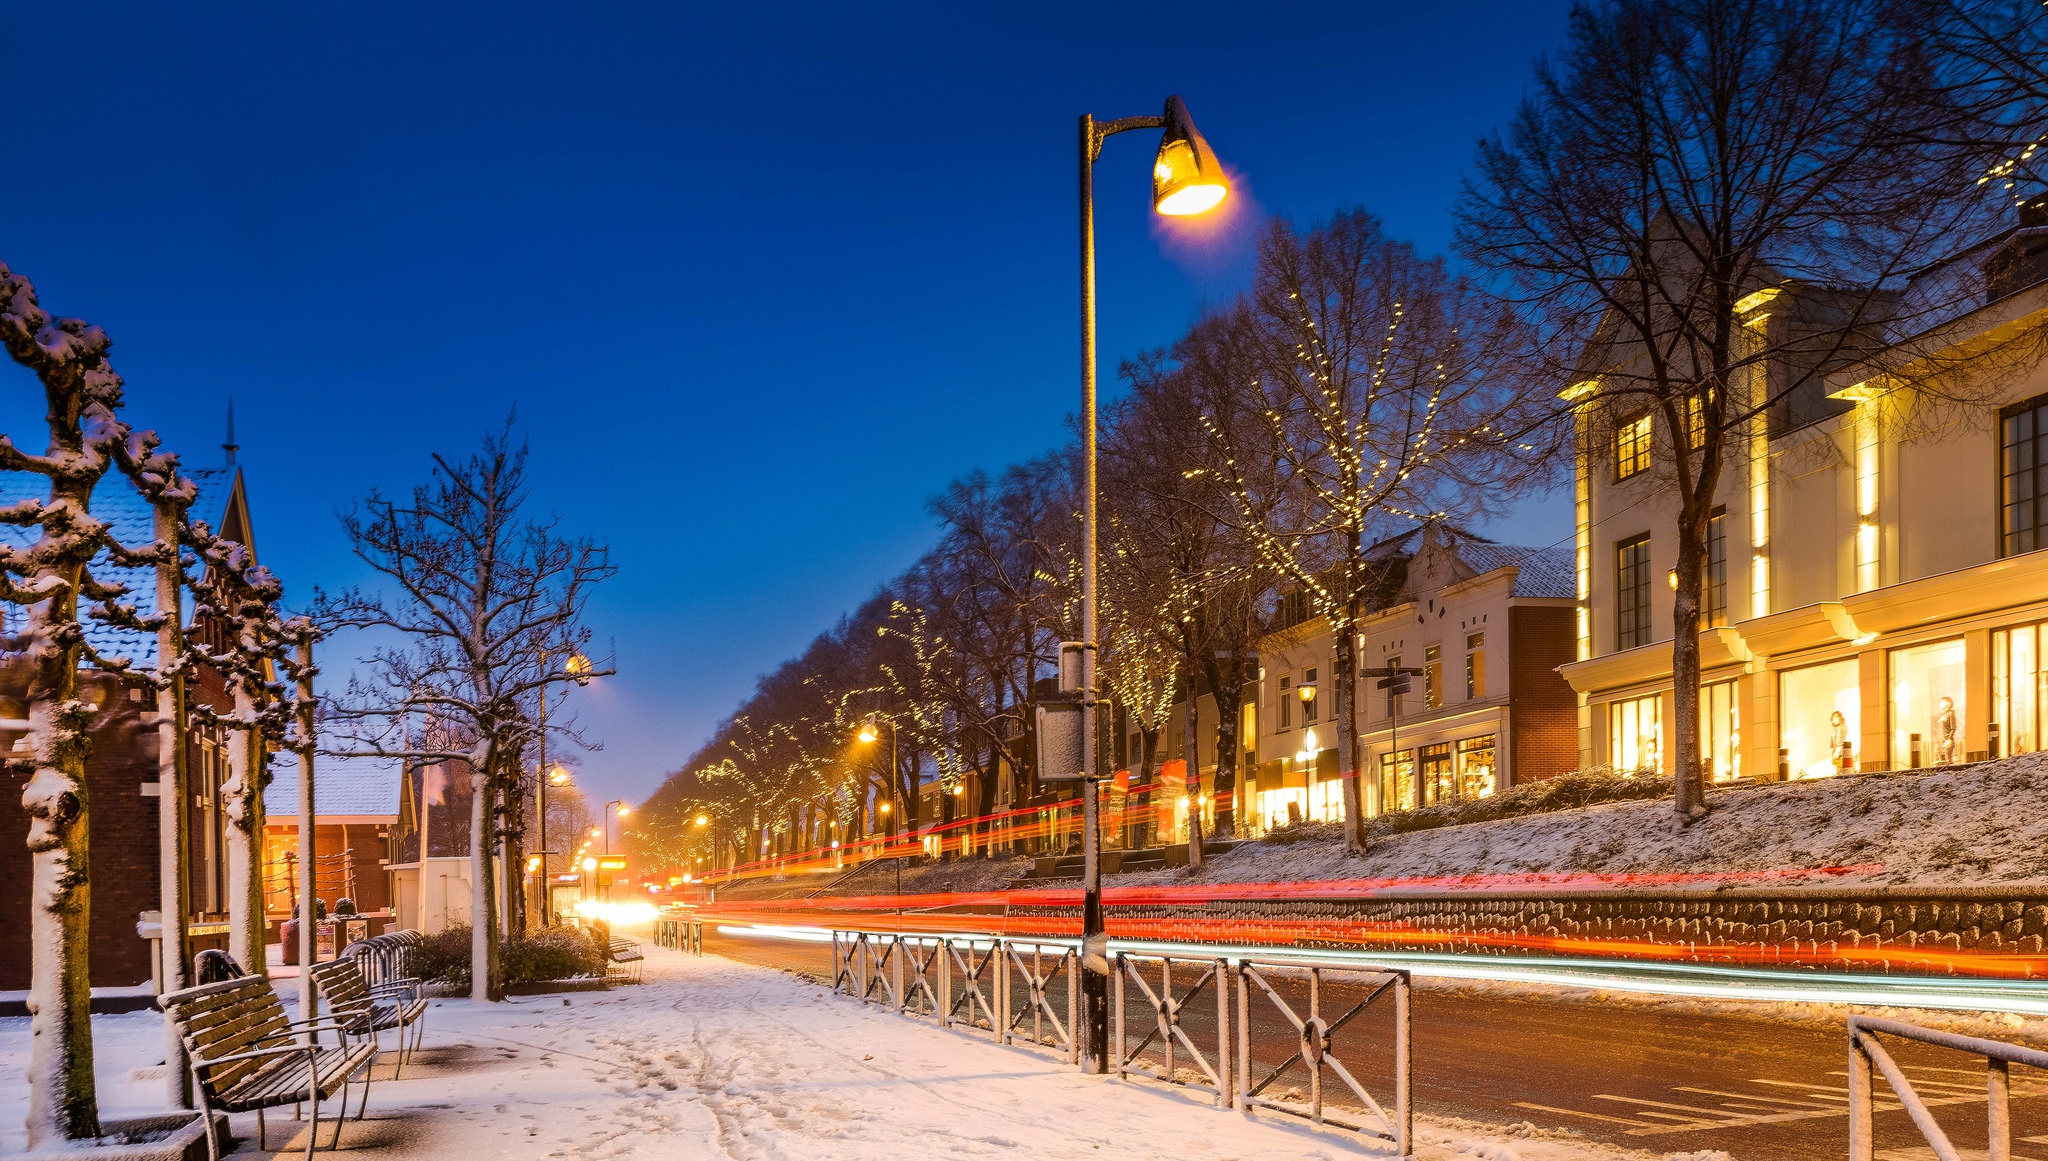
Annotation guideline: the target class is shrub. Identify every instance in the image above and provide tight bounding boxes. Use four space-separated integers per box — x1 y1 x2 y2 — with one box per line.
410 923 608 988
500 926 606 984
415 924 474 989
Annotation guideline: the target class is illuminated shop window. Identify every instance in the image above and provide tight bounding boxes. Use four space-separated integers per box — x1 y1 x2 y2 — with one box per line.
1780 660 1860 779
1609 694 1662 774
1889 639 1967 769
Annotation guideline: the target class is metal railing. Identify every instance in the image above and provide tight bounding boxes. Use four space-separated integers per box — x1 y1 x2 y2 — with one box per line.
340 929 423 989
1113 952 1230 1105
1000 940 1079 1064
1849 1014 2048 1161
1235 957 1411 1157
652 916 704 954
822 931 1409 1156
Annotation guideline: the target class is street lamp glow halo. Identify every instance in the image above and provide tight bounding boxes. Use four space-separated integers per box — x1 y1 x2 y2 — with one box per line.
1151 96 1230 217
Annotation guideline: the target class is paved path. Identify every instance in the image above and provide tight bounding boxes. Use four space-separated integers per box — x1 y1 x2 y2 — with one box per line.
703 925 2048 1160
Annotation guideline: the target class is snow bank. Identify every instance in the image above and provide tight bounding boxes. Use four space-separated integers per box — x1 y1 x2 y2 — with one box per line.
0 946 1704 1161
1123 752 2048 890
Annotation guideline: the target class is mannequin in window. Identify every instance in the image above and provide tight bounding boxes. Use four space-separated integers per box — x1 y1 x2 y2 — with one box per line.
1936 696 1958 765
1831 710 1854 775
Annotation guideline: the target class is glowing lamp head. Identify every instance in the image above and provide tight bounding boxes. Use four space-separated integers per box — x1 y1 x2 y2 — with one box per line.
1298 683 1317 702
589 826 602 838
1152 96 1230 217
857 722 879 744
566 653 593 684
549 767 570 785
879 802 891 814
694 814 709 827
581 856 597 872
616 804 631 817
526 855 542 872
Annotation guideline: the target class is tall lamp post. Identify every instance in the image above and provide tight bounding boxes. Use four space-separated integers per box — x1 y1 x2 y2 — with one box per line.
535 652 593 925
1074 95 1231 1074
855 715 898 837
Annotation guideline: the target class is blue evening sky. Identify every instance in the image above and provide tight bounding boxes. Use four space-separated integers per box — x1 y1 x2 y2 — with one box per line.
0 2 1576 805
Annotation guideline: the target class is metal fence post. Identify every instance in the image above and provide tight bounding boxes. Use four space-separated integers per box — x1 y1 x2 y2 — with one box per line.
1990 1057 2012 1161
1067 947 1080 1067
893 936 905 1009
1216 957 1230 1110
997 940 1012 1046
1113 953 1126 1081
939 939 953 1028
1848 1029 1874 1161
1233 962 1249 1113
1395 971 1412 1159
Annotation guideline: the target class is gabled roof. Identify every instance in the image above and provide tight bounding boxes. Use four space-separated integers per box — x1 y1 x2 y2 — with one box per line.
0 465 245 670
264 754 402 820
1457 542 1576 599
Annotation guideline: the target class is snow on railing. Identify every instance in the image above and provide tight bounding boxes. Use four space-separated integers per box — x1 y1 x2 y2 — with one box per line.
1847 1014 2048 1161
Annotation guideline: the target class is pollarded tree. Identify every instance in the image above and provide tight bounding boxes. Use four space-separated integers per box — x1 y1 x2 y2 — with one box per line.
1191 212 1543 850
319 424 612 1000
0 264 157 1144
1459 0 2007 818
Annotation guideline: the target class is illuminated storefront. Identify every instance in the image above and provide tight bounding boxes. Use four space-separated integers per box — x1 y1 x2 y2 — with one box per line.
1377 750 1415 814
1609 694 1661 773
1995 621 2046 757
1889 638 1967 769
1780 659 1859 778
1702 680 1741 781
1457 735 1496 798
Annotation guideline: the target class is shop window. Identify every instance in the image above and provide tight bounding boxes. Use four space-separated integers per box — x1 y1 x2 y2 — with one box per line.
1701 680 1740 781
2002 392 2048 556
1995 623 2044 757
1609 694 1662 773
1378 749 1415 814
1465 633 1485 700
1423 646 1442 709
1890 639 1967 769
1241 701 1257 755
1705 508 1728 628
1420 742 1454 804
1614 413 1652 480
1302 667 1318 723
1617 534 1652 649
1780 659 1860 778
1457 735 1496 798
1277 675 1291 731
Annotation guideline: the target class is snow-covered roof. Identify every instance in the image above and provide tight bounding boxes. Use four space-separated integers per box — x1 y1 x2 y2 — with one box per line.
264 753 402 820
0 466 238 671
1457 542 1575 599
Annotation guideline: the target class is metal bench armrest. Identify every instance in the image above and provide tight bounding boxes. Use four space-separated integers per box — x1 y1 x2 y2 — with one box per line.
254 1023 351 1043
193 1043 315 1073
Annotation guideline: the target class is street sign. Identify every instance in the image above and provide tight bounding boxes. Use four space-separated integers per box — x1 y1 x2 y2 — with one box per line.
597 856 627 871
1035 698 1090 782
1376 675 1411 694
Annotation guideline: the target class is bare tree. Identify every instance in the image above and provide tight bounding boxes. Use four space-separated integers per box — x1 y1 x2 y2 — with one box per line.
1458 0 2004 818
318 424 612 1000
1191 212 1541 850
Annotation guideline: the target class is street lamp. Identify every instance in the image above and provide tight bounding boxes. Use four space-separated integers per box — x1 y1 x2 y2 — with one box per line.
535 649 597 926
1073 95 1231 1075
853 715 900 837
604 800 628 854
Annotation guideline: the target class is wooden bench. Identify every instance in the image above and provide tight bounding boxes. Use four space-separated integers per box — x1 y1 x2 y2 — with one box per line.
158 974 377 1161
308 956 429 1077
606 937 645 983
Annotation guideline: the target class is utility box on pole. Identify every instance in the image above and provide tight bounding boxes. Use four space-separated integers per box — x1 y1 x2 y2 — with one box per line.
1034 699 1089 783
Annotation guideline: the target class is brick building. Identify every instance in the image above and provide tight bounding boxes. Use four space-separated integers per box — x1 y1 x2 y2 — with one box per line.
0 462 258 993
260 756 401 947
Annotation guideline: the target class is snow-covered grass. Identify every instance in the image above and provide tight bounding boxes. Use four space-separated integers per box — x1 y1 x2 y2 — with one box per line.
0 944 1717 1161
1122 752 2048 889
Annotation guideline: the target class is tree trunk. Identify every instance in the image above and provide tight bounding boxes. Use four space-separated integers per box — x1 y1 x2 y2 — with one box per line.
222 682 266 974
1202 653 1250 840
153 500 194 1110
1671 507 1708 821
469 746 500 1002
1179 688 1199 844
22 662 99 1146
1335 599 1366 851
501 776 526 940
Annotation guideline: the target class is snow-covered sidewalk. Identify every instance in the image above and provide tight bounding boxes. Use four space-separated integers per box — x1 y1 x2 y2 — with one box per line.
0 945 1721 1161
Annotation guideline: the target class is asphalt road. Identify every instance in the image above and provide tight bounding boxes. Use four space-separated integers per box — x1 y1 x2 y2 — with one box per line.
701 925 2048 1161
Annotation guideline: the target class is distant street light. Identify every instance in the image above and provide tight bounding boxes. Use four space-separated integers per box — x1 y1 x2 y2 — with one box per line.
854 716 901 834
1072 95 1230 1076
